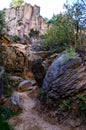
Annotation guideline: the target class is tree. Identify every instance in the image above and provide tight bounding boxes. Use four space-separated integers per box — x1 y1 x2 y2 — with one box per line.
41 13 75 52
64 0 86 47
10 0 24 7
41 0 86 52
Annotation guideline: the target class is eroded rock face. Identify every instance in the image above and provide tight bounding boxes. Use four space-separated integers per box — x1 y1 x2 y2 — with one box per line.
41 52 86 103
0 44 25 76
5 3 48 37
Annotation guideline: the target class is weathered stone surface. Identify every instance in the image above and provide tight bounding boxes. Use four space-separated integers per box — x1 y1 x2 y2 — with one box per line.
41 52 86 102
8 75 23 81
5 3 48 37
30 41 46 52
0 44 25 76
17 80 35 92
10 91 36 111
42 53 59 71
0 35 10 45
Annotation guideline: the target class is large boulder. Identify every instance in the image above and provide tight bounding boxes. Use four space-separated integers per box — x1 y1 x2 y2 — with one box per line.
41 52 86 103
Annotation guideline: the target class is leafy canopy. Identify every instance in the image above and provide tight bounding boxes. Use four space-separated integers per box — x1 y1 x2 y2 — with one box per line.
10 0 24 7
41 13 75 52
41 0 86 52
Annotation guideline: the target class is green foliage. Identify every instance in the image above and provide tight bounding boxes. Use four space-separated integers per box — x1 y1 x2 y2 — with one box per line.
64 47 75 59
77 95 86 115
47 98 54 105
0 118 14 130
2 73 9 86
0 107 15 120
64 0 86 47
29 29 39 38
10 35 20 42
0 107 15 130
62 47 75 63
2 73 19 96
41 1 86 52
58 95 86 118
38 89 45 97
41 13 75 52
64 0 86 30
0 11 5 34
2 73 12 96
10 0 24 7
59 99 71 110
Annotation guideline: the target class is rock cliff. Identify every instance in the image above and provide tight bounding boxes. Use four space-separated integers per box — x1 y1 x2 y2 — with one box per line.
5 3 48 38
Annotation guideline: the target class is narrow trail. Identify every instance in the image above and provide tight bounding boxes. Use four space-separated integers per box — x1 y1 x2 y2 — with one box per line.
8 92 61 130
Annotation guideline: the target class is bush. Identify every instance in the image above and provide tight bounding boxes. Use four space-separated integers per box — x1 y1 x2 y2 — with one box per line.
41 14 75 53
10 0 24 7
77 95 86 116
0 117 14 130
29 29 39 38
0 107 15 130
41 1 86 53
63 47 76 62
10 35 20 42
2 72 20 96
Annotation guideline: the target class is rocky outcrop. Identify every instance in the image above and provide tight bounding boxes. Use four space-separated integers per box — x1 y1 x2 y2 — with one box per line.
0 35 10 45
41 52 86 103
0 41 49 81
5 3 48 38
0 43 26 76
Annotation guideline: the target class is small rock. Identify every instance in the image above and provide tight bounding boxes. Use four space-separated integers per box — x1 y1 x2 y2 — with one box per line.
18 80 35 92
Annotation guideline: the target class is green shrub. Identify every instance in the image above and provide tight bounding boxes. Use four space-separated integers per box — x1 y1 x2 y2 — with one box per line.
2 73 19 96
0 107 15 130
29 29 39 38
41 13 75 53
41 0 86 52
38 89 45 97
10 0 24 7
0 117 14 130
0 107 15 120
63 47 76 63
59 95 86 117
10 35 20 42
77 95 86 116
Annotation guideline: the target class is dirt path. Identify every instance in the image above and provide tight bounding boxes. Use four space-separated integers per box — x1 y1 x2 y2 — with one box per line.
8 92 61 130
